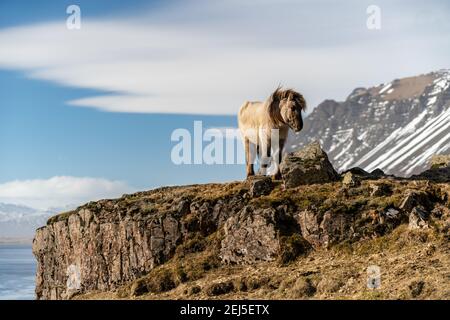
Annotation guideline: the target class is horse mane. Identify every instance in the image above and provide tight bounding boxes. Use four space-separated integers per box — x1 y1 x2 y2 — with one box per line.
267 86 307 125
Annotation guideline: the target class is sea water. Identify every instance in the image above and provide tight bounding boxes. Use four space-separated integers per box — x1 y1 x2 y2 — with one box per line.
0 244 35 300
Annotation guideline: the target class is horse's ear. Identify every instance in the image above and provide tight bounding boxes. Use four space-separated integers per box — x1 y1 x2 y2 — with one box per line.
270 85 282 102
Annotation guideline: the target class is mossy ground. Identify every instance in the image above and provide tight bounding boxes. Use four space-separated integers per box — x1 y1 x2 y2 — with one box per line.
76 224 449 300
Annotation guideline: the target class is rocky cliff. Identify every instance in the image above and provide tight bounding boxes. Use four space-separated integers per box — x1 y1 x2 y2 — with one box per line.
33 144 450 300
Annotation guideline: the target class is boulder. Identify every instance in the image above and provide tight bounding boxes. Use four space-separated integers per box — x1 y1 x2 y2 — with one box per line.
280 141 339 188
247 176 274 197
411 167 450 183
384 208 400 219
342 167 371 177
189 285 202 295
319 211 355 247
409 280 425 298
342 172 361 187
430 154 450 169
370 168 385 177
410 154 450 183
295 209 354 248
205 281 234 296
408 206 429 229
220 206 281 264
220 206 304 264
294 209 322 248
400 190 431 212
372 208 404 231
290 277 316 298
369 183 392 197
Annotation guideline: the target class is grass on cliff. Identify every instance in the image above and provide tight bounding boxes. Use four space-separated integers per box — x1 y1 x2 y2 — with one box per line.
47 210 75 225
46 182 249 225
250 179 412 217
76 224 449 300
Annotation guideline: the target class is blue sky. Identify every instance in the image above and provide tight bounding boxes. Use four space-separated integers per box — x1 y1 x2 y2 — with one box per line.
0 69 239 186
0 0 449 209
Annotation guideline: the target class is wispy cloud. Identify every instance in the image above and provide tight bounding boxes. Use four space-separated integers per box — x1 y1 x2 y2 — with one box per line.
0 0 449 114
0 176 135 210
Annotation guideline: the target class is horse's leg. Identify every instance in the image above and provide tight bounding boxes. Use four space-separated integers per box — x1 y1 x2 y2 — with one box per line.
245 137 255 178
273 138 285 180
259 139 271 176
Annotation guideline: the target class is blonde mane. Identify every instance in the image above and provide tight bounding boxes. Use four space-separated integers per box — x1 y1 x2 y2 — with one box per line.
267 87 307 125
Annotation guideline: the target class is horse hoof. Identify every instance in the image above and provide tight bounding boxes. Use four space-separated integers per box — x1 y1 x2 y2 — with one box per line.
272 173 282 181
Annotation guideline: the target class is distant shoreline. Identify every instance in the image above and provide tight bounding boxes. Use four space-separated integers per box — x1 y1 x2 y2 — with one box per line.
0 237 33 245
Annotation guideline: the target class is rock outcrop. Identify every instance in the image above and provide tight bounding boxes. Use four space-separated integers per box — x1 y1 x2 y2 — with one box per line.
220 206 295 264
412 166 450 183
369 183 392 197
33 146 450 300
247 176 274 197
430 155 450 169
342 172 361 188
280 141 339 188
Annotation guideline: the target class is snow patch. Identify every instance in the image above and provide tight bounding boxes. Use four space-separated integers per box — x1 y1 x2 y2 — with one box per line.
379 83 392 95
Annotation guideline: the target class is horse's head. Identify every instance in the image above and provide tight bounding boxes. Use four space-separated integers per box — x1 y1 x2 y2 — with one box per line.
268 87 306 132
270 88 306 132
279 94 305 132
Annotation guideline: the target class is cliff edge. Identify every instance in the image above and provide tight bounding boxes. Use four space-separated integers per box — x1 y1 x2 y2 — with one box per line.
33 144 450 300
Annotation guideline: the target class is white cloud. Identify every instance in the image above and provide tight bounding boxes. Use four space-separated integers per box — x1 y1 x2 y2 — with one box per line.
0 0 449 114
0 176 135 210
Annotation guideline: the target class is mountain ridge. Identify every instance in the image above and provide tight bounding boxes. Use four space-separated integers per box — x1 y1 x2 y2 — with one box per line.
289 69 450 176
0 203 71 239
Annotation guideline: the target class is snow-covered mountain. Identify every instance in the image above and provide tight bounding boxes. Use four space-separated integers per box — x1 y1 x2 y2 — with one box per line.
0 203 69 240
289 70 450 176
